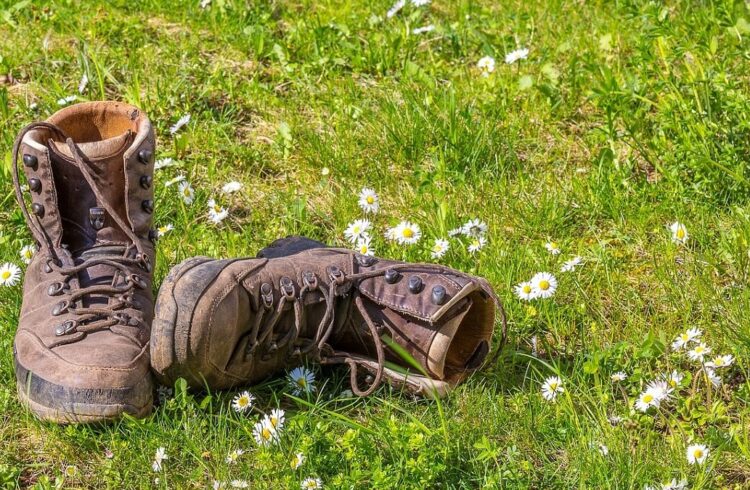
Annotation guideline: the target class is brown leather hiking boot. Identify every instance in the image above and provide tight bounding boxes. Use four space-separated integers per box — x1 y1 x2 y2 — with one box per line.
12 101 157 423
151 237 504 397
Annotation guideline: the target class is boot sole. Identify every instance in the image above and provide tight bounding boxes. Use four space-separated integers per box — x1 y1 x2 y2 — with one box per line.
15 357 153 424
150 256 215 386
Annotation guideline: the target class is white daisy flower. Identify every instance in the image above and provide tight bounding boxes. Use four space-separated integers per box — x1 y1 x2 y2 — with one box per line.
78 73 88 94
222 181 243 194
431 238 449 259
461 218 488 238
544 242 561 255
288 366 316 395
152 447 167 472
686 443 709 465
170 114 191 135
705 367 722 388
355 236 375 256
530 272 557 299
386 0 405 18
705 354 734 369
226 449 245 464
448 227 464 237
687 342 711 362
671 327 702 350
635 390 660 412
291 452 305 470
391 221 421 245
358 187 379 213
514 281 536 301
156 224 174 238
230 480 249 488
177 181 195 204
231 390 255 413
0 263 22 287
264 408 286 432
19 244 36 264
164 174 186 187
154 157 176 170
467 236 486 254
411 0 430 5
253 419 279 447
608 414 623 426
57 95 76 106
208 199 229 224
611 371 627 382
560 256 583 272
645 379 673 400
597 444 609 456
541 375 564 402
670 221 688 244
200 0 211 8
662 478 688 490
300 477 323 489
664 370 684 389
321 167 330 176
505 47 529 64
64 465 77 478
412 25 435 35
344 219 371 243
213 481 225 490
477 56 496 77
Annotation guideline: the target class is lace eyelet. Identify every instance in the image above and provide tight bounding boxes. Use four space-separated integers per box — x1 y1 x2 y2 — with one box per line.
302 271 318 289
51 300 70 316
260 282 273 308
54 320 77 336
47 282 66 296
129 274 147 289
137 253 152 272
280 276 295 298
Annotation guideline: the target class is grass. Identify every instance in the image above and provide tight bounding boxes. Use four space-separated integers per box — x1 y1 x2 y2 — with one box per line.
1 0 750 487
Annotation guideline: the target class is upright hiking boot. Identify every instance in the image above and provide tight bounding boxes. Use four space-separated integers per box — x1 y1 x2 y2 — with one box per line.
151 237 503 397
12 101 157 423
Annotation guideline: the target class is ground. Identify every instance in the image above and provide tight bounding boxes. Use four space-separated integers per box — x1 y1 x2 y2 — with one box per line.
1 0 750 488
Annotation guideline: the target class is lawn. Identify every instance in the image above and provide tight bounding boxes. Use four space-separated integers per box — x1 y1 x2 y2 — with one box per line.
2 0 750 488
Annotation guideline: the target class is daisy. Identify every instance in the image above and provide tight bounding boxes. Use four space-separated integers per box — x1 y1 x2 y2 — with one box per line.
177 181 195 204
213 481 225 490
468 236 486 254
264 408 286 432
686 443 709 465
154 157 176 170
170 114 191 135
671 328 702 350
670 221 688 244
230 480 249 488
530 272 557 299
541 375 564 402
448 227 464 237
412 25 435 35
597 444 609 456
611 371 627 382
646 379 673 400
544 242 561 255
291 452 305 470
505 47 529 64
19 244 36 264
391 221 421 245
152 447 167 472
355 236 375 256
687 342 711 362
705 368 722 388
164 175 186 187
344 219 371 243
635 390 660 412
514 281 536 301
200 0 211 8
321 167 330 176
608 414 623 426
664 370 684 389
156 224 174 238
705 354 734 369
477 56 496 77
662 479 688 490
560 256 582 272
358 187 379 213
64 465 77 478
411 0 430 5
222 181 243 194
253 420 279 446
231 390 255 413
0 263 22 287
301 477 323 490
78 73 88 94
461 218 488 237
208 199 229 224
57 95 76 106
288 366 316 395
226 449 245 464
386 0 405 18
431 238 449 259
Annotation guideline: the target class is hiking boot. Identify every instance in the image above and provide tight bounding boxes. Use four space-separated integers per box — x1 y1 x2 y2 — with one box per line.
151 236 504 397
12 101 157 423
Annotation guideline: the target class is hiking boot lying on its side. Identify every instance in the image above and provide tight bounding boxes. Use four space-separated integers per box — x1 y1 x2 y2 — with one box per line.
151 237 504 397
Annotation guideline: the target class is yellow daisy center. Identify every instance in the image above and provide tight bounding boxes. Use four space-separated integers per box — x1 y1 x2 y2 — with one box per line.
262 428 272 440
539 280 550 291
549 382 558 390
402 228 414 238
694 449 703 458
695 346 704 353
291 456 299 468
550 242 557 249
183 188 191 197
296 377 307 388
213 205 221 212
681 334 689 341
1 271 10 280
677 228 685 239
714 358 724 366
366 196 374 204
360 245 368 254
522 285 532 294
643 394 653 403
669 379 677 387
237 397 248 407
270 416 279 427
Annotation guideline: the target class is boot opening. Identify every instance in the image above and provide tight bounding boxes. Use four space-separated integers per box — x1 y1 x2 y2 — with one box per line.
47 101 142 143
428 290 495 383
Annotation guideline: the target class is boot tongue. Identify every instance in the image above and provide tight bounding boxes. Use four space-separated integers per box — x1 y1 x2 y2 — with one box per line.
50 131 133 251
75 245 129 308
